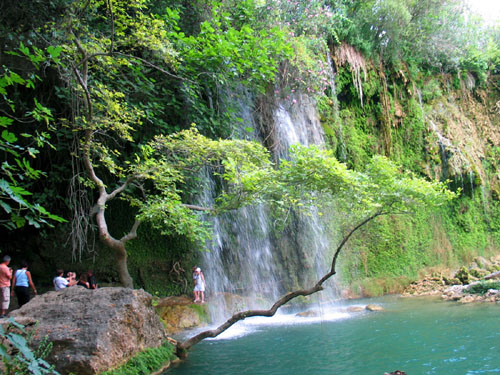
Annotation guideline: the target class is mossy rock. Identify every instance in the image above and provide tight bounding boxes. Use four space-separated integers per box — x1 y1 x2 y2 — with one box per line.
455 267 471 285
443 276 462 285
469 268 489 279
156 300 208 334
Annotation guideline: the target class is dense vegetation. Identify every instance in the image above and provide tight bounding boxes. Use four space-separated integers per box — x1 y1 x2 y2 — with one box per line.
1 0 499 296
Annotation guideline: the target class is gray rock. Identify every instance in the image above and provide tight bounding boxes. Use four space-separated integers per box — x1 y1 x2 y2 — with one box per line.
7 287 167 375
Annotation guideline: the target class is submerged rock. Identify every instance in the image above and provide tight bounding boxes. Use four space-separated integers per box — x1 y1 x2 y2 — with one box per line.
346 306 365 312
7 287 167 375
296 310 319 317
365 304 384 311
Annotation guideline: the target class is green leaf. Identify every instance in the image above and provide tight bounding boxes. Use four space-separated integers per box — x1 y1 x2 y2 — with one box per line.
1 130 18 143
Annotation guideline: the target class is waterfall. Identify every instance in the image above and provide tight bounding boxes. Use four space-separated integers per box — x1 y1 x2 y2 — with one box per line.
198 88 337 324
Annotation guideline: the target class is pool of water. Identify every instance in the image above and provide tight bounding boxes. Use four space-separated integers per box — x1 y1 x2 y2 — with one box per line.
166 296 500 374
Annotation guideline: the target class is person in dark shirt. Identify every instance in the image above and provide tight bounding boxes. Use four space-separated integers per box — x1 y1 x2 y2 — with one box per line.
77 273 89 289
87 270 98 289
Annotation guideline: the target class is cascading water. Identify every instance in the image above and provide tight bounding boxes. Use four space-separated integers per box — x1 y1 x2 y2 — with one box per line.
198 87 338 325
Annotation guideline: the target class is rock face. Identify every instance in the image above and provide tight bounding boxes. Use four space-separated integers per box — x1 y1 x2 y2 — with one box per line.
155 296 207 335
8 287 167 375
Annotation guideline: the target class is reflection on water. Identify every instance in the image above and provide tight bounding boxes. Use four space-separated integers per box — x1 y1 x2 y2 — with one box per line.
166 296 500 375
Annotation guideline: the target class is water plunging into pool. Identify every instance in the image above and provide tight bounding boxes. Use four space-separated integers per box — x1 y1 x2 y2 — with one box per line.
197 89 336 324
166 296 500 375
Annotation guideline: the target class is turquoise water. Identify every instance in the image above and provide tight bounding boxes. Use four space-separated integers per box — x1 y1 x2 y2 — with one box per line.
166 297 500 374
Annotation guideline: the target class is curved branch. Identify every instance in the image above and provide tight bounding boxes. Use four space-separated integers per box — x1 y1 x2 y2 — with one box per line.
317 211 382 286
182 204 213 212
178 284 324 354
72 66 92 121
107 176 138 201
121 220 140 243
177 210 385 356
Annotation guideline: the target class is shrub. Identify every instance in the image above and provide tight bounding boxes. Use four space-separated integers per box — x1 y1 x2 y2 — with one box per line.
467 281 500 295
101 342 176 375
0 319 60 375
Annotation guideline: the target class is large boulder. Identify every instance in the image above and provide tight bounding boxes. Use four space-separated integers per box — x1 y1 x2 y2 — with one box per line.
7 287 167 375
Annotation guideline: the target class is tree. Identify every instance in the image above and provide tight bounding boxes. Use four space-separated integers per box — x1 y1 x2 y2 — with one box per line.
21 0 291 287
176 148 455 356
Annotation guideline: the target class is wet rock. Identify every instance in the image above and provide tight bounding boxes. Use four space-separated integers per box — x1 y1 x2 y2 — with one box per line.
442 284 467 300
346 306 365 312
384 371 407 375
7 287 167 375
296 310 319 317
156 303 206 334
365 304 384 312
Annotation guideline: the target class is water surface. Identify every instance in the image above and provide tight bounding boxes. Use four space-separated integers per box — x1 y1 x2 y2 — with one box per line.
166 297 500 374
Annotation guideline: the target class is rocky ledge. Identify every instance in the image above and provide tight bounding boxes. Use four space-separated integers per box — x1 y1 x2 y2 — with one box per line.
4 287 168 375
403 255 500 303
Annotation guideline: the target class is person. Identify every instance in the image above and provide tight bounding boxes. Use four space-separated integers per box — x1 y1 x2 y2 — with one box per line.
53 269 76 291
0 255 12 317
193 267 206 303
87 270 98 289
67 271 76 284
11 260 37 308
77 273 90 289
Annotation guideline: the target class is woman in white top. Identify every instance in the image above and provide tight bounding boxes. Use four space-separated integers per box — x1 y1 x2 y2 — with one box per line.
11 260 37 307
193 267 206 303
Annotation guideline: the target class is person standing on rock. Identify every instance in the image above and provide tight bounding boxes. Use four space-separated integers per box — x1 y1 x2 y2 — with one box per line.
11 260 37 308
0 255 13 317
193 267 206 303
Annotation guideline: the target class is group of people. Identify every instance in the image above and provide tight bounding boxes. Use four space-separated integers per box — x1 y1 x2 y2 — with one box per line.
0 254 99 318
0 256 37 318
1 254 206 317
53 269 98 291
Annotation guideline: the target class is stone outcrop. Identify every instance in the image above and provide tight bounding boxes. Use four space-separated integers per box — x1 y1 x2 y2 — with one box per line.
403 254 500 300
155 296 207 334
6 287 168 375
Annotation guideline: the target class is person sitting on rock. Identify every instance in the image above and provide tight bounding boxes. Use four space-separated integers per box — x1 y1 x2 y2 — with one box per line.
53 269 76 291
87 270 98 289
77 273 90 289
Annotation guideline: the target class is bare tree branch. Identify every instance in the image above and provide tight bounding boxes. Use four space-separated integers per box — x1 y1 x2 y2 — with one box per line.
121 220 140 243
182 204 213 212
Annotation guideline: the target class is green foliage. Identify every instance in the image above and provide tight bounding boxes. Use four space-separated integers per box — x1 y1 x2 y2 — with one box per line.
0 319 59 375
100 342 175 375
467 281 500 295
0 44 65 230
340 0 486 72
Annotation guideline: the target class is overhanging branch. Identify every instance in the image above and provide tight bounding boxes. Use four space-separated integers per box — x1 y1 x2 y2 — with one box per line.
177 210 386 356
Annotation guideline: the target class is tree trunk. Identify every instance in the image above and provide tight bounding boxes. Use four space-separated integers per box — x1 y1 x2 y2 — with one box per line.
114 241 134 288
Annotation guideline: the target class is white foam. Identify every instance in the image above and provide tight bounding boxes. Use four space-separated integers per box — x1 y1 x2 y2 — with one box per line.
208 307 358 341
